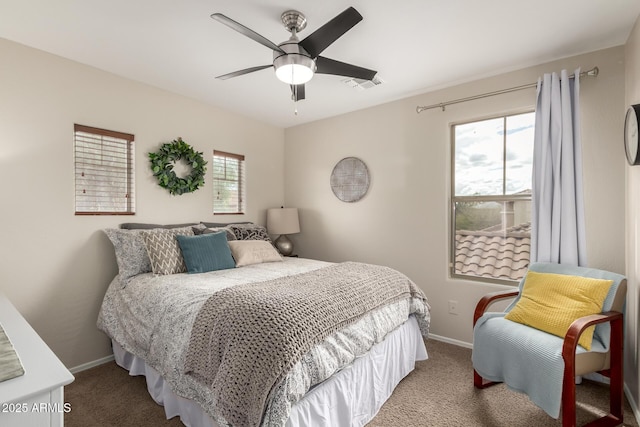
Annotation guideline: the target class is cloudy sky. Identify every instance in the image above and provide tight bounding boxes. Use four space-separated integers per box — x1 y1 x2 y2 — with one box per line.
454 112 534 197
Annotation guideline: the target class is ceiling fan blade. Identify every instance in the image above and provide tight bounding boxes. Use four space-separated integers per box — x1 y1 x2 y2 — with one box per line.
216 65 273 80
211 13 285 54
290 84 306 101
315 56 377 80
299 7 363 58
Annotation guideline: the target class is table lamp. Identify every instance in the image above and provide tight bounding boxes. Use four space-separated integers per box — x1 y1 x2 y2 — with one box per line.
267 207 300 256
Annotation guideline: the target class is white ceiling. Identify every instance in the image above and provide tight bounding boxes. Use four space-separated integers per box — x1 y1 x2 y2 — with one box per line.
2 1 639 128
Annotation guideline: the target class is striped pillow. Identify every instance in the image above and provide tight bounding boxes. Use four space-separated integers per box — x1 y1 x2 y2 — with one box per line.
140 226 194 275
177 232 236 273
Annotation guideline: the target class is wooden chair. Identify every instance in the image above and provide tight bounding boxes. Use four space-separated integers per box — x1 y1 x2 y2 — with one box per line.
472 263 626 427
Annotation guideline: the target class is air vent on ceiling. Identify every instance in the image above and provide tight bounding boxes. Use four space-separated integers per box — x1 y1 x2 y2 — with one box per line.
342 75 384 91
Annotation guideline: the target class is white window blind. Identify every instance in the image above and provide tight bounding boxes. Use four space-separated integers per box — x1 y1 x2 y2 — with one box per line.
74 124 135 215
213 150 245 215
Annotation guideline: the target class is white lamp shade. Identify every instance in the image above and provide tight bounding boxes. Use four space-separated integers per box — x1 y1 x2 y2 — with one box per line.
275 63 314 85
273 54 315 85
267 208 300 235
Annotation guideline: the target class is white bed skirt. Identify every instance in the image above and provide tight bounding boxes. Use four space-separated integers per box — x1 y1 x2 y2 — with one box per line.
112 315 427 427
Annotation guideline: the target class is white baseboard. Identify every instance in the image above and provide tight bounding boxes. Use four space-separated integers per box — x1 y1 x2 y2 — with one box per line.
625 383 640 426
69 354 114 374
428 333 473 349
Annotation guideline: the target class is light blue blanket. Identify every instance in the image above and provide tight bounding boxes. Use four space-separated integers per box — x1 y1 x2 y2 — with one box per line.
472 262 624 419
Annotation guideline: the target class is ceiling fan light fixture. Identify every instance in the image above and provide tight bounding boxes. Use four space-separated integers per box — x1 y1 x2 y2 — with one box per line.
212 7 377 100
274 54 315 85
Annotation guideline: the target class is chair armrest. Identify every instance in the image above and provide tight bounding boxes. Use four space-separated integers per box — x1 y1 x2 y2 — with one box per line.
562 311 623 359
473 290 520 326
561 310 624 415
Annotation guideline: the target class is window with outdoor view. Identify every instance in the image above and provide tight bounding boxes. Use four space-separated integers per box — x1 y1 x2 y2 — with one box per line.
74 124 135 215
213 150 246 215
451 112 534 283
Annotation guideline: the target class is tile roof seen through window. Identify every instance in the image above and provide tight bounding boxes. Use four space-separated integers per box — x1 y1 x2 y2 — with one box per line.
455 222 530 281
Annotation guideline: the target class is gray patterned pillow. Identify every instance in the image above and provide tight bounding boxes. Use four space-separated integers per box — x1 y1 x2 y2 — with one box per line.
192 226 237 241
228 223 272 243
141 227 195 275
104 228 152 286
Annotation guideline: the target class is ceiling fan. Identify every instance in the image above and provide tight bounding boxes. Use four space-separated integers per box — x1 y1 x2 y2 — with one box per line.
211 7 377 102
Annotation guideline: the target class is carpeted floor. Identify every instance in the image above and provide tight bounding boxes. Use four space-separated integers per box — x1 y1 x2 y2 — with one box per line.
65 339 639 427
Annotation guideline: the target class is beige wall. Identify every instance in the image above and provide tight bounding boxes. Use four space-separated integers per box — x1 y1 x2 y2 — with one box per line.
0 38 285 369
1 31 636 417
625 16 640 420
285 47 626 353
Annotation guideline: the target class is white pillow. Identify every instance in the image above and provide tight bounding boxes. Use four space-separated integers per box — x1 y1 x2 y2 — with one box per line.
228 240 283 267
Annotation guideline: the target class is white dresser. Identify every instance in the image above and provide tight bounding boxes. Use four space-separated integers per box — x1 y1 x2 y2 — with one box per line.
0 292 74 427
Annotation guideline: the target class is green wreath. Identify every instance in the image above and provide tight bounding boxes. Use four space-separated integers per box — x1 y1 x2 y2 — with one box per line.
149 138 207 195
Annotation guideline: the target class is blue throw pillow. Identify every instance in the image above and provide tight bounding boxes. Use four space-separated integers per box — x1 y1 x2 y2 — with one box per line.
176 232 236 273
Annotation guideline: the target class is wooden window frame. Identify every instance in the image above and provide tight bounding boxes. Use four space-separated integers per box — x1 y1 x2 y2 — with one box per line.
450 111 534 284
74 124 135 215
213 150 246 215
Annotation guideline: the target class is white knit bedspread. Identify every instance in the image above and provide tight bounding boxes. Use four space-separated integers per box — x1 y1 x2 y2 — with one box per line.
97 258 430 427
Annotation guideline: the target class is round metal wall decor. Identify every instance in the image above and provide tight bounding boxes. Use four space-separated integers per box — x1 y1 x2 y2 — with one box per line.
330 157 370 202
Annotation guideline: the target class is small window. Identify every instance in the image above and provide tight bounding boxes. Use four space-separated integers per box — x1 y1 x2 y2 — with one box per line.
74 124 135 215
451 112 534 283
213 150 246 215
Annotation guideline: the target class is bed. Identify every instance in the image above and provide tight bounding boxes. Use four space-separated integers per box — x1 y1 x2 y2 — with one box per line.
97 223 431 427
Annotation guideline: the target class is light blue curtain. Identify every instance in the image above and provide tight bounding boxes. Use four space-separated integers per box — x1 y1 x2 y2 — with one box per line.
530 68 587 266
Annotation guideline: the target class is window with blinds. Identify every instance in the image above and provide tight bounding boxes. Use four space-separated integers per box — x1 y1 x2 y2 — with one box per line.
213 150 245 215
74 124 135 215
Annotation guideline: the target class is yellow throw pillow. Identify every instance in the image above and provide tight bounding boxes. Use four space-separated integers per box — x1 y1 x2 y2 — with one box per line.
504 271 612 350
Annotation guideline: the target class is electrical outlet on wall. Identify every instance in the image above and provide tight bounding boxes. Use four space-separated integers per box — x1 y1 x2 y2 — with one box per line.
448 300 459 315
